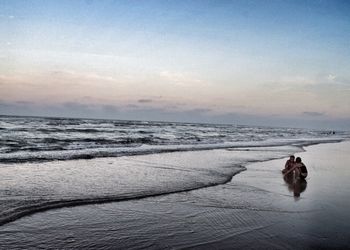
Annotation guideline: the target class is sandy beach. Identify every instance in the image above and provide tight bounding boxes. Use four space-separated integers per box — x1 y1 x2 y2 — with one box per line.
1 141 350 249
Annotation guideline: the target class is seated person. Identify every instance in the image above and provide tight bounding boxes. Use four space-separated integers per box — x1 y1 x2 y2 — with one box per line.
282 155 295 174
294 157 308 179
283 157 308 179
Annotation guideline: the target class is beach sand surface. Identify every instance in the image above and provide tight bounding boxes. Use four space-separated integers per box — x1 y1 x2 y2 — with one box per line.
0 141 350 249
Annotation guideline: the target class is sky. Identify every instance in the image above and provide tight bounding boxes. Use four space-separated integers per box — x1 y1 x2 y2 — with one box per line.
1 0 350 129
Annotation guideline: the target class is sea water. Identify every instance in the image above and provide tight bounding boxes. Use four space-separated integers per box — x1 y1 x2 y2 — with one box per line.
0 115 348 227
0 115 346 164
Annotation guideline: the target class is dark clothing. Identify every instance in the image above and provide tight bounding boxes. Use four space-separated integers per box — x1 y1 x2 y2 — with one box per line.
299 163 308 179
300 163 307 174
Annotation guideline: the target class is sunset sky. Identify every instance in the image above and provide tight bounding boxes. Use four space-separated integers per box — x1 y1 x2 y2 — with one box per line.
1 0 350 129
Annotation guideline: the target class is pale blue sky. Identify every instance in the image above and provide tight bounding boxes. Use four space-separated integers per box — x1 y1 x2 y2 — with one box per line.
1 0 350 129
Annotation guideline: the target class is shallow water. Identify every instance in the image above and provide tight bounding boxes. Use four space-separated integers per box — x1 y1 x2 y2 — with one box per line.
1 141 349 249
0 145 298 226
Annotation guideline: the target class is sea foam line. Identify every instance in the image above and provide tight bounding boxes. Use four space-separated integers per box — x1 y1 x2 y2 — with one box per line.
0 138 342 164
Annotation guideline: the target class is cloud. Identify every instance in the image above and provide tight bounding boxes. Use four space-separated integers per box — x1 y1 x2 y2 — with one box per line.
49 70 117 83
101 105 119 114
159 71 202 85
138 99 153 103
0 14 15 19
302 111 324 117
15 101 35 105
1 100 350 130
187 108 212 113
62 102 90 109
125 104 139 109
266 73 347 91
280 75 317 85
327 74 337 82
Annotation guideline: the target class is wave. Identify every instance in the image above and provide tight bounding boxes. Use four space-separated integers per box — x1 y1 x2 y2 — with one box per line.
0 166 246 226
0 138 343 164
2 116 349 166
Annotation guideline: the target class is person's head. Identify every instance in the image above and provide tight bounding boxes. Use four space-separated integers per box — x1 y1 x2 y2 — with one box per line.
290 155 295 161
295 157 301 163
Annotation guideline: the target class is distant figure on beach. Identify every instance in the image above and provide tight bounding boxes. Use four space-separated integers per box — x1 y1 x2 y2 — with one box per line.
282 155 295 174
283 157 308 179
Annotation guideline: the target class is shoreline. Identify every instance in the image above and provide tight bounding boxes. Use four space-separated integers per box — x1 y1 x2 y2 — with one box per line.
1 141 350 249
0 167 246 227
0 140 346 227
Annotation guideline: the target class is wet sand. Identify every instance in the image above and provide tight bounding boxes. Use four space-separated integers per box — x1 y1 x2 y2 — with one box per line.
1 141 350 249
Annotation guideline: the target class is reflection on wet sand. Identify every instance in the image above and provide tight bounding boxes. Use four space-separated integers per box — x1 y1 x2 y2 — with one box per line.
283 173 307 199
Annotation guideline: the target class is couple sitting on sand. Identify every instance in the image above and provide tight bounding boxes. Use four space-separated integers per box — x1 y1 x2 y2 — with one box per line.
282 155 308 179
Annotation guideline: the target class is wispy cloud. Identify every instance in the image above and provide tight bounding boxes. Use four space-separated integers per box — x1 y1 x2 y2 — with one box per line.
187 108 212 113
138 99 153 103
0 14 15 19
327 74 337 82
302 111 324 117
50 70 117 83
159 71 202 86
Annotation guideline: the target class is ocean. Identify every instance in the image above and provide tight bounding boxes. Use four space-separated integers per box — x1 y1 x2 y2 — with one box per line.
0 115 345 164
0 115 349 248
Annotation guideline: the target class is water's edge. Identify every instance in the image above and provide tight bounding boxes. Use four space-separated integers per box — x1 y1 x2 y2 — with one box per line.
0 139 344 227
